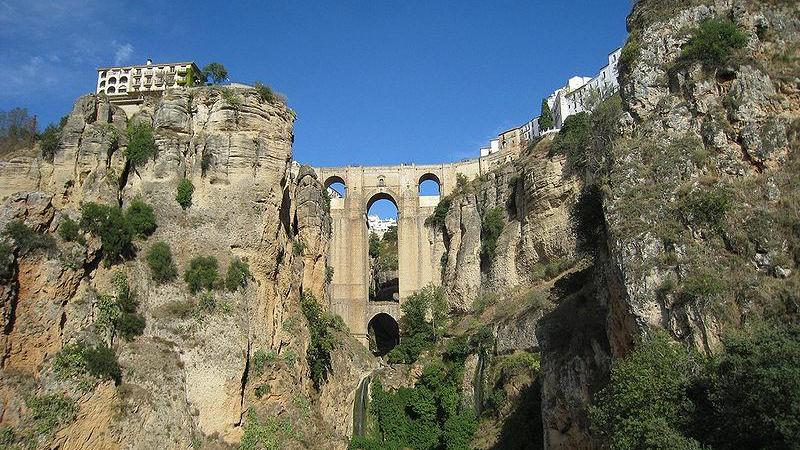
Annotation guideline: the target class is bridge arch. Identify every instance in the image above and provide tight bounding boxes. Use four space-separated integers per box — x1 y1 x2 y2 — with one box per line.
418 173 441 196
366 191 398 212
367 312 399 356
324 175 347 198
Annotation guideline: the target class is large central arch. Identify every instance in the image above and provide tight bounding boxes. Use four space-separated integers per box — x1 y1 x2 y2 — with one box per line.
312 159 487 344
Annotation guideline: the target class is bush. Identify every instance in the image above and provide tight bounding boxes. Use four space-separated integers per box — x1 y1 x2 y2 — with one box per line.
480 207 505 266
678 185 731 232
58 217 82 243
550 112 591 159
26 394 77 436
387 285 447 364
301 293 341 388
240 409 293 450
618 36 641 79
116 312 146 340
2 220 56 255
589 332 701 450
147 241 177 283
125 121 157 169
125 198 156 238
705 323 800 450
184 255 219 293
39 123 62 161
80 202 133 263
219 87 241 107
675 17 747 72
225 257 252 291
254 81 277 104
425 198 451 230
53 342 121 384
0 243 11 282
176 178 194 209
292 239 305 256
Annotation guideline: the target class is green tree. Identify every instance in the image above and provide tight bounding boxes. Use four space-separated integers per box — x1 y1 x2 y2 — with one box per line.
369 232 380 259
176 178 194 209
706 323 800 450
184 255 219 293
80 202 133 263
538 98 553 131
39 122 62 161
147 241 177 283
125 121 157 169
224 257 252 291
202 62 228 84
387 285 447 364
125 198 156 238
301 294 342 388
589 332 702 450
58 217 82 243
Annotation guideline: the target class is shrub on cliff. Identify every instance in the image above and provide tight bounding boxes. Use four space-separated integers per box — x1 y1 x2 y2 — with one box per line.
184 255 219 293
0 243 11 282
125 121 156 169
301 293 344 388
147 241 177 284
39 122 62 162
125 198 156 238
2 220 56 256
589 331 702 450
674 17 747 72
26 393 77 437
224 257 252 291
479 207 505 266
202 62 228 84
58 217 83 244
387 285 447 364
53 342 121 384
176 178 194 209
425 197 451 230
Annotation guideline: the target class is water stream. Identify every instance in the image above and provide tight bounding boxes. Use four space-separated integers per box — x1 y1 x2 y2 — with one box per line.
352 374 372 437
473 350 486 415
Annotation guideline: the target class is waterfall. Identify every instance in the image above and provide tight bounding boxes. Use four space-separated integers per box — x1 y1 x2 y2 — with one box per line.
473 351 486 415
352 375 371 437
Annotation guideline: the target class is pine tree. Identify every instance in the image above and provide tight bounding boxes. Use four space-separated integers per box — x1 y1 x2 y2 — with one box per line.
538 98 554 131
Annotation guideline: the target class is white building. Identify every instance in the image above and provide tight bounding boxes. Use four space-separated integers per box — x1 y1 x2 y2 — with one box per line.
367 215 397 238
96 60 205 110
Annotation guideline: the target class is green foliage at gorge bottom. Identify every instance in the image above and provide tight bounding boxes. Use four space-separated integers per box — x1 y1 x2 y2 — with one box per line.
590 323 800 450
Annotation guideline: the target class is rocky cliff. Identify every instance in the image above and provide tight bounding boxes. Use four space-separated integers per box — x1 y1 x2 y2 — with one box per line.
0 86 373 449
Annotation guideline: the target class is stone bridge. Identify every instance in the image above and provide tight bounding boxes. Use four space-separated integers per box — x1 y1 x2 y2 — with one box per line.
311 153 508 351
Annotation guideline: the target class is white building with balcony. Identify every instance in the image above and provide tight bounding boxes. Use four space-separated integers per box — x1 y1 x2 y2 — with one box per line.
96 60 205 114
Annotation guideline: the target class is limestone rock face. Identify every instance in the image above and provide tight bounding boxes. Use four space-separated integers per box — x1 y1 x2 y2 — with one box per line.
440 145 579 311
0 86 362 449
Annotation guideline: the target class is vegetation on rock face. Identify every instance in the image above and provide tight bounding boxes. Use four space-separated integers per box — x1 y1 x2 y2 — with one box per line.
39 121 64 162
254 81 286 105
240 408 293 450
673 17 747 73
92 272 145 342
126 198 157 238
79 200 157 263
590 324 800 450
26 394 77 437
425 197 451 230
58 217 82 244
176 178 194 209
53 342 122 384
479 207 505 267
301 293 345 388
147 241 178 283
387 285 447 364
225 257 252 291
0 243 12 282
184 255 219 293
2 220 56 256
125 121 157 169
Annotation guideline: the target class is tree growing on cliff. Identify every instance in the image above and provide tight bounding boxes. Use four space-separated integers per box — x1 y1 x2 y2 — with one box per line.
176 178 194 209
147 241 177 284
202 62 228 84
538 99 553 131
125 121 157 170
184 256 219 293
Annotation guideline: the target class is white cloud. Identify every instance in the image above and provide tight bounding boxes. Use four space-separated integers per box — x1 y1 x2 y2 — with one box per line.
113 42 134 65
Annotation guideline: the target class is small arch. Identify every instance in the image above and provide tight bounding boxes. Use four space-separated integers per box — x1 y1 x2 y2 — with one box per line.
366 192 397 213
99 81 106 88
108 76 117 84
378 176 386 187
324 175 346 198
367 313 399 356
100 71 107 78
106 86 116 94
120 76 128 84
418 173 441 196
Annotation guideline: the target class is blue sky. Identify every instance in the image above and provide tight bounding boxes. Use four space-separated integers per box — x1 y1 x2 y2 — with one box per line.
0 0 631 218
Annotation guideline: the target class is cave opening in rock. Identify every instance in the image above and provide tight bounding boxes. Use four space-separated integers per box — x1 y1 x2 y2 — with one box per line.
367 313 400 356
